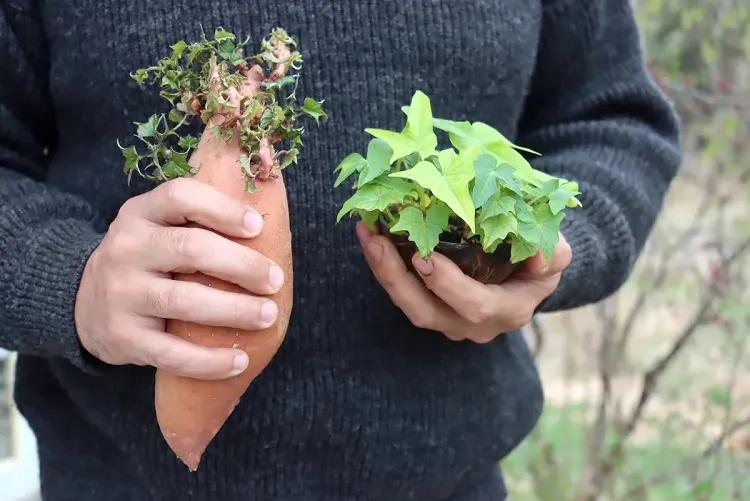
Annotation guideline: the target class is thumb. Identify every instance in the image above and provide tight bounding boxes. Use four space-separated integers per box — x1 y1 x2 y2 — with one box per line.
515 250 549 279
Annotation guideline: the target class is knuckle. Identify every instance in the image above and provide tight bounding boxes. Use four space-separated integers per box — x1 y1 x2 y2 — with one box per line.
162 227 203 259
146 282 187 316
470 331 497 344
506 309 534 331
103 324 129 350
379 272 399 290
101 276 132 305
162 177 190 199
443 331 463 342
464 305 493 325
235 297 262 329
116 197 139 219
100 231 138 263
148 344 184 372
159 178 196 211
408 311 434 330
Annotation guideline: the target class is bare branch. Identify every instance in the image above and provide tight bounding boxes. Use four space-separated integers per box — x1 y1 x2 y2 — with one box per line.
590 235 750 492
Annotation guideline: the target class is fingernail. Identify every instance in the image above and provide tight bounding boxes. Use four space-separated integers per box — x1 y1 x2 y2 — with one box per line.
244 210 263 234
261 301 277 324
412 256 434 276
366 242 383 262
269 265 284 291
233 353 248 372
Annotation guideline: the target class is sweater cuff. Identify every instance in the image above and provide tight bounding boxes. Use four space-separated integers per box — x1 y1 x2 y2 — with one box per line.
5 219 112 374
536 207 630 313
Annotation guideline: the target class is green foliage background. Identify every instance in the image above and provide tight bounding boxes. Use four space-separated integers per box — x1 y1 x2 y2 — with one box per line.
501 1 750 500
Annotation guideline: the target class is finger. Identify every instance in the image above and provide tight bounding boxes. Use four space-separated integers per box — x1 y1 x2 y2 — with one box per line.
410 251 508 324
146 226 284 295
356 221 463 332
131 329 250 380
138 278 278 331
514 236 573 280
131 177 264 238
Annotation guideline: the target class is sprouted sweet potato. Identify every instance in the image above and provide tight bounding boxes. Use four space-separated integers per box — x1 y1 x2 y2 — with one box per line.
117 27 327 471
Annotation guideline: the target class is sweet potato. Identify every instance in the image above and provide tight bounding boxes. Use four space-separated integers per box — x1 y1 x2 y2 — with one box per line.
119 27 326 470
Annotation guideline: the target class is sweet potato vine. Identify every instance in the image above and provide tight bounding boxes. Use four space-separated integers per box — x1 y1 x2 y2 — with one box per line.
118 27 327 191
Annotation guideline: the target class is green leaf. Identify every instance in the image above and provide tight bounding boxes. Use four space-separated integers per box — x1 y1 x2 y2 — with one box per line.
280 148 299 168
358 138 393 187
438 122 540 186
159 89 182 104
471 154 501 207
120 145 140 170
483 142 539 185
177 134 199 150
302 97 328 125
336 177 416 222
333 153 367 187
213 27 235 41
365 90 438 162
453 121 541 156
540 179 560 196
534 170 580 199
131 68 149 85
438 144 479 228
403 91 437 155
136 115 160 138
471 154 524 207
515 204 564 261
168 108 185 124
436 148 457 172
162 151 191 178
170 40 188 59
479 213 517 253
390 204 451 257
478 192 519 223
259 107 274 129
509 234 539 263
549 185 581 215
261 75 299 91
358 210 379 231
390 160 476 232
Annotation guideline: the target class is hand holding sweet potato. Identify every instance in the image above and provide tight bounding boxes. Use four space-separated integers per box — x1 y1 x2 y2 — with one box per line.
75 177 284 380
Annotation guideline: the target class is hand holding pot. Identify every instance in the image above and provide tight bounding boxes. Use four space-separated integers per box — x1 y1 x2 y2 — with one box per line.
74 177 285 379
356 221 572 343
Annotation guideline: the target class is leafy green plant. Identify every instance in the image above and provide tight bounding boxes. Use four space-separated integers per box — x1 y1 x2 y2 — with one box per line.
117 27 326 192
334 90 582 263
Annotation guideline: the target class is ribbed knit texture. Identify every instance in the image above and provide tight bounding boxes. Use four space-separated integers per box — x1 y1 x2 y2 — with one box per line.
0 0 681 500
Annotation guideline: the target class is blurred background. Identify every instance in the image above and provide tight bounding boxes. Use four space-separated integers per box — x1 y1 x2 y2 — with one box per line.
503 0 750 499
1 1 748 500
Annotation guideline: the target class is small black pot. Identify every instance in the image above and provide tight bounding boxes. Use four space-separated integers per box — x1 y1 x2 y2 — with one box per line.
375 219 519 285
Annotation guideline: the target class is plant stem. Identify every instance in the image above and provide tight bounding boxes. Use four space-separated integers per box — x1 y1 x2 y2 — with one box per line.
384 207 397 224
528 195 544 206
413 184 426 213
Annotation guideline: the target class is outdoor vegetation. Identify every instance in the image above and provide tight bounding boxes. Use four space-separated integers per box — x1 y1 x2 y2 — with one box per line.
502 1 750 499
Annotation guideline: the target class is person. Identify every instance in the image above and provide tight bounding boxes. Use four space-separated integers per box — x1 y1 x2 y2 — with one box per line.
0 0 681 499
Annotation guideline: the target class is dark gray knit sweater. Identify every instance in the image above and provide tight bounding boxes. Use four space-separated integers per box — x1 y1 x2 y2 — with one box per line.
0 0 681 499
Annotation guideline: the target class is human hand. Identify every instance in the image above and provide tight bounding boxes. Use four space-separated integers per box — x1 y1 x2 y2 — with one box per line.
75 177 285 379
356 221 572 343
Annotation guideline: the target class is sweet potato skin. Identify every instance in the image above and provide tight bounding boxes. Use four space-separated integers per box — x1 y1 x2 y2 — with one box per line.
154 126 293 471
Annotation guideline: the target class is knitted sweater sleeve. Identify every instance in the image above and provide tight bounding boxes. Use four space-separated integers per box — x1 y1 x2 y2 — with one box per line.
0 3 107 370
516 0 683 312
